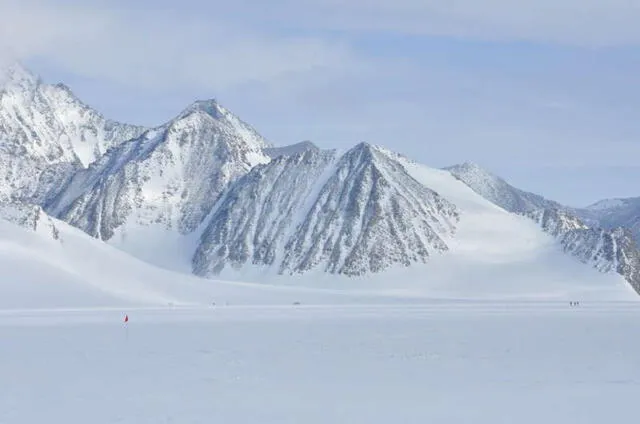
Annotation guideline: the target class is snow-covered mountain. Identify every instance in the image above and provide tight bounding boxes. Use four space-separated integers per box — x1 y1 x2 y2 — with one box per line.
579 197 640 242
526 208 640 294
264 140 318 159
47 99 271 247
193 143 459 277
0 213 346 310
445 163 640 242
446 162 640 292
445 162 566 214
1 64 639 299
0 64 144 204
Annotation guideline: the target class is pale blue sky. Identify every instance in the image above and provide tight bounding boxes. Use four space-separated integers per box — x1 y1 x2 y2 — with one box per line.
2 0 640 206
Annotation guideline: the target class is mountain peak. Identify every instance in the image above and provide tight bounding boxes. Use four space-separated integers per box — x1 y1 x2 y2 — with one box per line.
194 139 459 278
345 142 378 160
585 198 628 211
446 161 496 178
178 99 225 120
1 62 40 91
352 141 374 151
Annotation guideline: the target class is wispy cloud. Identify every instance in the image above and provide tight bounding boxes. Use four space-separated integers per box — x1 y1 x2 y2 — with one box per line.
2 0 639 205
0 0 360 92
257 0 640 46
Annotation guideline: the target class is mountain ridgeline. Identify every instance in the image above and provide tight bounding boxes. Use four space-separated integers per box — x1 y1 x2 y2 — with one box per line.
1 64 640 295
448 163 640 293
193 143 459 277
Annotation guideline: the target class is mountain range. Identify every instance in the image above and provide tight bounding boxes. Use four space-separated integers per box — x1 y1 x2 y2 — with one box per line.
1 63 639 298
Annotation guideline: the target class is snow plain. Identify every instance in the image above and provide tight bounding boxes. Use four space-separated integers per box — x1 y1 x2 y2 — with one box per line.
2 303 640 423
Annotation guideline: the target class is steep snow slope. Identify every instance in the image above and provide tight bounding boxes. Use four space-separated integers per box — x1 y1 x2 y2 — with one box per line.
194 143 459 278
445 162 565 214
0 64 144 203
0 216 220 309
389 159 636 300
446 162 640 292
444 163 640 246
1 216 421 310
47 100 271 263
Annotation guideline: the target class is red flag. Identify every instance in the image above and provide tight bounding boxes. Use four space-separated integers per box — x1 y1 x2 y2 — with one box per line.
124 314 129 323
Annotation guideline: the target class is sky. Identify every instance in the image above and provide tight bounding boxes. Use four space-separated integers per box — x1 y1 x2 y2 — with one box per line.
1 0 640 207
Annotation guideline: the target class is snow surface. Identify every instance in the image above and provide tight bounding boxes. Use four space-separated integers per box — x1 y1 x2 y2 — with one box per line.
390 161 637 299
445 161 565 214
2 303 640 423
0 217 456 309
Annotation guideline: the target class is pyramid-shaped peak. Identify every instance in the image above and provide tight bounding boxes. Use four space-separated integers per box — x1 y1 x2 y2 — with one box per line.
178 99 227 120
342 142 375 158
352 141 374 150
344 142 392 162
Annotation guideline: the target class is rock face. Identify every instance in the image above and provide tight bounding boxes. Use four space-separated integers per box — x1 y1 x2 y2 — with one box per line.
0 64 144 204
527 209 640 294
448 162 640 294
47 100 271 240
193 143 459 277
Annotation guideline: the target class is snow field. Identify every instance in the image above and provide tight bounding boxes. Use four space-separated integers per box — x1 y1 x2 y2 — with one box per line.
1 304 639 424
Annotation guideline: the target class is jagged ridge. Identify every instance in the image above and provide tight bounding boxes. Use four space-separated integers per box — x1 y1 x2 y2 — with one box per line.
1 64 638 298
527 209 640 294
46 99 271 240
194 143 459 277
0 64 144 205
446 162 565 214
447 161 640 294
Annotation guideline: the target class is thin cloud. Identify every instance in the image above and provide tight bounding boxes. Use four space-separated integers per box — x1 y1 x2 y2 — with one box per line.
0 0 359 92
258 0 640 46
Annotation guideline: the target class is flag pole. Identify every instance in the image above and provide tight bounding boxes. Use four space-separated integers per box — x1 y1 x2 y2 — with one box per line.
124 314 129 343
